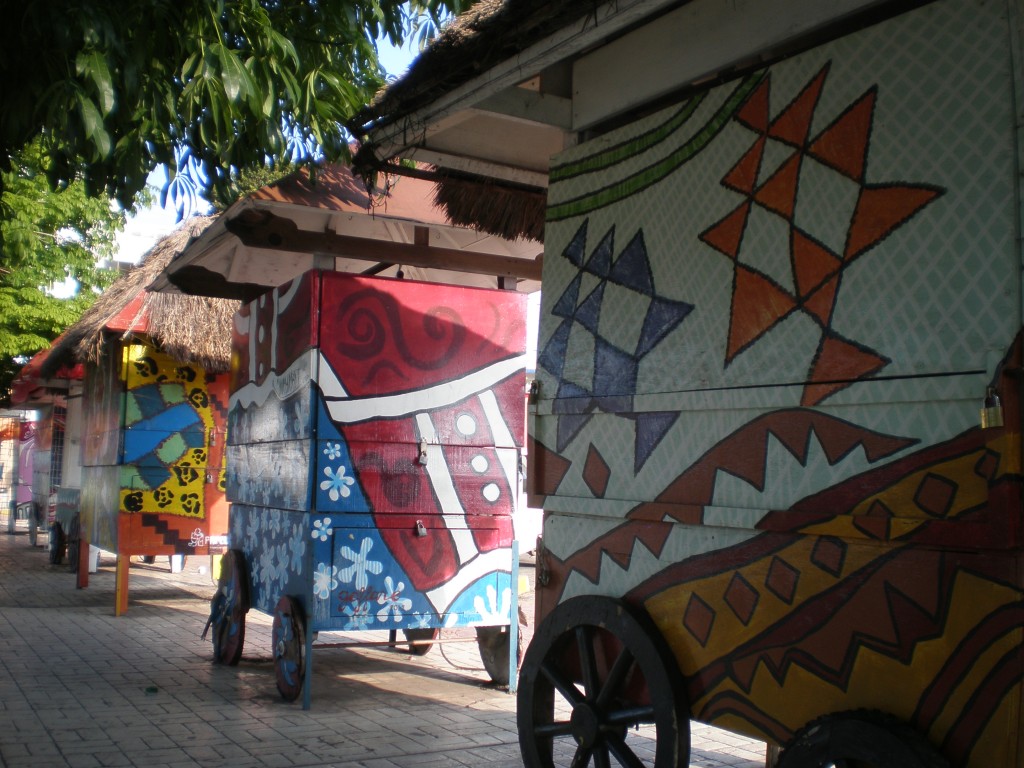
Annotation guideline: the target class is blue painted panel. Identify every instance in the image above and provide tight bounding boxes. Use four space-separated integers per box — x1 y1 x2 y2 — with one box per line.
226 440 312 512
227 351 316 446
229 504 310 615
306 522 512 632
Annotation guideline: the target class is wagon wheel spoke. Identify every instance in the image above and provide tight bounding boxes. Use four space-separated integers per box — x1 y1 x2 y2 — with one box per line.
534 720 575 739
606 705 657 728
541 659 585 708
596 647 636 710
592 744 612 768
575 625 600 700
570 745 594 768
606 733 646 768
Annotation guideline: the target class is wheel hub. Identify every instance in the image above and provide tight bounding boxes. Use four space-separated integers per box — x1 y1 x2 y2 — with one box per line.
570 702 602 748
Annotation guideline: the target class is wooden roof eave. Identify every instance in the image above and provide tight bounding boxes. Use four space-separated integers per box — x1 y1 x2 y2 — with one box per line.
352 0 682 176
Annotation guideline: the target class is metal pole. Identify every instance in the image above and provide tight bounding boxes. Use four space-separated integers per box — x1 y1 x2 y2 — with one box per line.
509 539 520 694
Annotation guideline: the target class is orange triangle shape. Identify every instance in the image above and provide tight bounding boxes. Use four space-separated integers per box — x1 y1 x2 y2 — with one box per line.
808 89 876 181
768 65 829 147
700 201 750 259
802 379 849 407
801 335 888 406
726 266 797 362
792 229 841 298
736 77 771 133
724 136 765 194
845 185 942 260
803 274 840 326
754 152 801 219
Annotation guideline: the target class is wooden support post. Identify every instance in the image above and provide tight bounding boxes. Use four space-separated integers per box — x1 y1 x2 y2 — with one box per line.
76 538 89 589
115 554 129 616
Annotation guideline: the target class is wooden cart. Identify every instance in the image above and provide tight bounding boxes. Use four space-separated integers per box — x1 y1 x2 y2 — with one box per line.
209 270 528 707
516 0 1024 765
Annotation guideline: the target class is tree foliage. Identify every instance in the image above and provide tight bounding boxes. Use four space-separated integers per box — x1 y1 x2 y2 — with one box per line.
0 0 472 216
1 140 123 401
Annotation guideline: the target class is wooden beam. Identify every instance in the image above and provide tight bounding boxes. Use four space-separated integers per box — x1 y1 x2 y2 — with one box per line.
573 0 893 130
225 215 543 282
357 0 685 161
473 88 573 129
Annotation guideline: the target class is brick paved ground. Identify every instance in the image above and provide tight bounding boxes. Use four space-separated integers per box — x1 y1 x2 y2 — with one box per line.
0 518 767 768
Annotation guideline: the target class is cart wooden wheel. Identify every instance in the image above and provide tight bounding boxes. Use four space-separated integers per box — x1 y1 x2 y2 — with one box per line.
776 710 948 768
517 596 689 768
403 627 439 656
273 595 307 702
476 625 517 685
210 549 248 666
48 523 66 565
28 507 39 547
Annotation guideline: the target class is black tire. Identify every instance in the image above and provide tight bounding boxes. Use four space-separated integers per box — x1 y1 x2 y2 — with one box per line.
67 514 80 573
776 710 949 768
210 550 249 666
67 537 79 573
476 625 520 686
517 596 689 768
403 627 439 656
273 595 307 702
28 508 39 547
48 523 66 565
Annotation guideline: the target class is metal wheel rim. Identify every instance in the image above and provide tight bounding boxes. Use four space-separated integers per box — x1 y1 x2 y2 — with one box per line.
272 595 306 702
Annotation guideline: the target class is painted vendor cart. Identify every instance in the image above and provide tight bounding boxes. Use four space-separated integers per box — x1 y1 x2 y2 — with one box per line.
211 269 527 706
514 1 1024 766
350 0 1024 765
34 219 235 614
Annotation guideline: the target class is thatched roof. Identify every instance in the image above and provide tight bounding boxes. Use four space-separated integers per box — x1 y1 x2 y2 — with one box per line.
430 171 547 243
41 216 240 377
353 0 584 132
350 0 584 243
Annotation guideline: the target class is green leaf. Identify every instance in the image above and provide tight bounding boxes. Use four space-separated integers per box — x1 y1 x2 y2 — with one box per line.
76 93 112 157
77 50 116 114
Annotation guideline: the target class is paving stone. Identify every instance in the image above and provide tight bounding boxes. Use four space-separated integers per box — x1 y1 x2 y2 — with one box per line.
0 519 766 768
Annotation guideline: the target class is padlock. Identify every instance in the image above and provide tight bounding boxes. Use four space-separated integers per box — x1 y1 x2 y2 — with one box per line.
415 520 427 537
981 387 1004 429
418 438 429 465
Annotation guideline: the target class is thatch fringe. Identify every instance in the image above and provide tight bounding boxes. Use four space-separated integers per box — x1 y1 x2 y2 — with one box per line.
431 172 547 243
41 216 240 377
353 0 591 130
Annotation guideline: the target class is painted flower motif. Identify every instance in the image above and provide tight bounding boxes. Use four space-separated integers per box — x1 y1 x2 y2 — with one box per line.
323 443 342 460
342 600 374 630
472 584 512 626
376 576 412 623
320 465 355 501
257 545 287 600
409 613 432 630
267 508 282 535
338 537 383 590
311 517 333 542
289 531 307 573
313 563 339 600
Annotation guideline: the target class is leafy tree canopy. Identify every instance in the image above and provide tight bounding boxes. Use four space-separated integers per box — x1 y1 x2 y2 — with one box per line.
0 0 470 216
1 139 123 402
